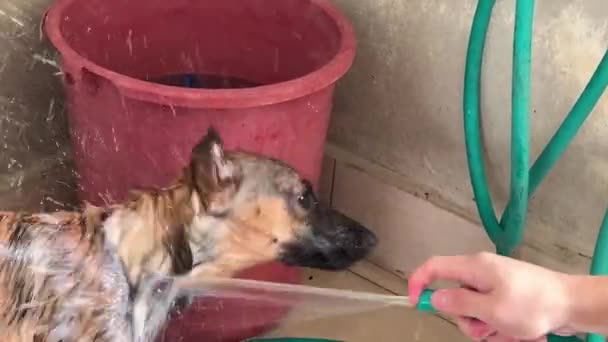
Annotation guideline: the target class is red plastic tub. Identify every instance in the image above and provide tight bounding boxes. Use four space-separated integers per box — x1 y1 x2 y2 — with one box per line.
43 0 355 340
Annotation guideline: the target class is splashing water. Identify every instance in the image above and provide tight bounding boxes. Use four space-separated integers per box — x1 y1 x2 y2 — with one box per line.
0 238 414 340
175 276 414 324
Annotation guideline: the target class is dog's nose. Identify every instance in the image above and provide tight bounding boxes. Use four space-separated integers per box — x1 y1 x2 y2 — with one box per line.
327 208 378 251
342 224 377 250
360 229 378 249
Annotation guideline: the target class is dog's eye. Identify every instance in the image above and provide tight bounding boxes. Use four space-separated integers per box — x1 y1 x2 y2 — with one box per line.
298 194 312 210
297 190 317 211
297 193 313 210
295 180 317 211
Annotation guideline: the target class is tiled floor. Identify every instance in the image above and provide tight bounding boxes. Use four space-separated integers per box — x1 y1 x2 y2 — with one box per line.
263 267 468 342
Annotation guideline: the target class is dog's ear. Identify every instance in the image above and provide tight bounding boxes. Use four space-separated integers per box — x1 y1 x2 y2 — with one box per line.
186 127 240 209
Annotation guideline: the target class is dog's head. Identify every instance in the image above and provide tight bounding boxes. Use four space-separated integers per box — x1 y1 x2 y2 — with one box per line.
181 128 377 274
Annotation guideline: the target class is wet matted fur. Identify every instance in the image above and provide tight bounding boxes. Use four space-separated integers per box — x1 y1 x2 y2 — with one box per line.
0 128 377 341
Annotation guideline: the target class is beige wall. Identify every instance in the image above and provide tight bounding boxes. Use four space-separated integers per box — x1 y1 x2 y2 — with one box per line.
0 0 76 211
327 0 608 273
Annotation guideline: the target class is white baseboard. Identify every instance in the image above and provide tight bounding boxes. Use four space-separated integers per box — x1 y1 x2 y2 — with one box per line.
334 161 493 277
322 143 591 278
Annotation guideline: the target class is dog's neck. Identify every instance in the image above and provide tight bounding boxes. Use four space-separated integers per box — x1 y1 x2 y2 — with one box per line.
101 182 258 288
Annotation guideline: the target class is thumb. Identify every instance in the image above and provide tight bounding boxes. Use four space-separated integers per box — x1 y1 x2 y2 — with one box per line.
432 287 490 319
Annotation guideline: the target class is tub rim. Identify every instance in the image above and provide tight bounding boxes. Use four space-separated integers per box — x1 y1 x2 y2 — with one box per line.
43 0 356 109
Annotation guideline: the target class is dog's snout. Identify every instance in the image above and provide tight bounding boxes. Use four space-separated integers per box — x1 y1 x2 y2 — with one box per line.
279 208 378 271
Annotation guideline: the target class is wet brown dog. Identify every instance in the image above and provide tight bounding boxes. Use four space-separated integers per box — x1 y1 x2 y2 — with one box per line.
0 127 377 341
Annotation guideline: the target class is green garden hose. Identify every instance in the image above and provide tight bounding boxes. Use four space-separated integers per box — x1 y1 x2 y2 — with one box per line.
591 211 608 278
527 50 608 195
464 0 535 256
587 209 608 342
463 0 502 247
499 0 534 256
464 0 608 341
464 0 534 257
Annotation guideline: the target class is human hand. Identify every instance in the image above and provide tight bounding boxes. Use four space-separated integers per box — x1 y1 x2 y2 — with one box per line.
408 252 577 341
